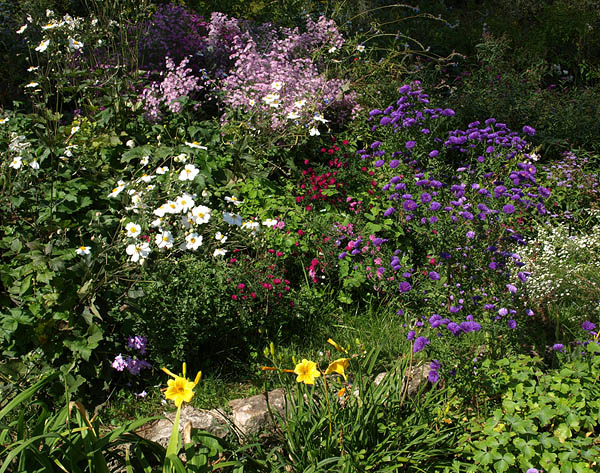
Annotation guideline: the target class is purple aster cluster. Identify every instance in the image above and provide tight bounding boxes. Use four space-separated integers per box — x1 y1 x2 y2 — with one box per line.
112 335 151 376
428 360 441 383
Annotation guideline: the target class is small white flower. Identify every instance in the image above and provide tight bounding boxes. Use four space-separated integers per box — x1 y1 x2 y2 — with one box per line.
125 222 141 237
16 25 27 34
185 233 203 251
70 125 80 134
215 231 227 243
287 111 300 120
42 22 60 30
153 204 168 217
29 160 39 169
0 117 8 124
242 220 260 231
309 127 320 136
9 157 22 169
138 173 154 183
151 217 163 229
223 212 242 226
155 231 174 249
262 218 277 227
213 248 227 257
174 153 188 163
176 194 195 213
356 44 365 52
46 9 54 17
68 37 84 50
328 46 337 53
181 214 194 229
140 155 149 166
248 98 256 107
271 81 283 91
126 139 135 148
155 166 169 175
191 205 211 224
294 99 306 108
27 66 39 72
262 93 281 108
225 196 243 207
76 245 91 255
25 82 39 88
108 180 126 197
313 112 329 123
185 141 207 149
179 164 199 181
165 200 183 214
126 242 150 264
35 39 50 52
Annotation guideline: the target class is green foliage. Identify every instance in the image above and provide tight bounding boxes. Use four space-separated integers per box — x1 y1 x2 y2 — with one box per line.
461 348 600 473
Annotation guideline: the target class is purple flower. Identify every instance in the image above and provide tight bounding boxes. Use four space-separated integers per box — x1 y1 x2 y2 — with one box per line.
466 231 476 239
428 369 439 383
413 336 430 353
507 319 517 329
112 354 127 372
128 335 147 354
552 343 564 352
522 125 536 136
429 150 439 158
399 281 412 293
582 321 597 332
498 308 508 316
406 140 417 150
384 207 396 217
506 284 517 294
429 271 440 281
526 469 539 473
503 204 515 214
389 159 400 168
407 330 416 341
403 200 418 211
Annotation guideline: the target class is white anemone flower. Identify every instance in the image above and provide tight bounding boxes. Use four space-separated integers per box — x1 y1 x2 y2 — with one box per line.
287 111 300 120
68 37 84 50
16 25 27 34
155 166 168 174
108 180 126 198
294 99 306 108
184 141 207 149
181 214 195 229
271 81 283 91
262 218 277 227
215 231 227 243
29 160 39 169
153 204 168 217
140 156 149 166
25 82 39 88
185 233 203 251
9 157 23 169
126 242 150 264
313 112 329 123
155 231 174 249
151 217 163 229
0 117 8 124
27 66 39 72
191 205 211 224
225 196 243 207
165 200 183 214
356 44 365 52
223 212 242 226
179 163 199 181
176 194 195 213
76 245 91 255
309 127 320 136
35 39 50 52
213 248 227 257
125 222 141 237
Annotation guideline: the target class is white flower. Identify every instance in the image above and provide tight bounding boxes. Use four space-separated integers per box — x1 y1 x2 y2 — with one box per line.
185 233 203 251
0 117 8 124
242 220 260 231
46 9 54 17
151 217 163 229
176 194 195 213
223 212 242 226
213 248 227 257
125 222 141 237
29 160 39 169
25 82 39 88
126 139 135 148
174 153 188 163
155 166 168 175
35 40 50 52
356 44 365 52
68 37 84 50
181 214 195 229
138 173 154 183
9 157 22 169
153 204 168 217
16 25 27 34
262 93 281 108
309 127 320 136
70 125 80 134
42 22 60 30
328 46 337 53
287 111 300 120
108 180 126 197
294 99 306 108
140 155 149 166
248 98 256 107
76 245 91 255
185 141 207 149
191 205 211 224
271 81 283 91
262 218 277 227
27 66 39 72
179 164 199 181
155 231 174 249
215 231 227 243
165 200 183 214
126 242 151 264
313 112 329 123
225 196 243 206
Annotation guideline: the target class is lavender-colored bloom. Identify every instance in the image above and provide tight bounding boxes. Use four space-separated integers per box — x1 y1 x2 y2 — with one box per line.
429 149 439 158
522 125 536 136
506 284 517 294
389 159 400 168
384 207 396 217
420 193 432 203
369 109 383 116
430 201 442 211
128 335 147 354
399 281 412 293
441 108 455 116
371 141 382 149
507 319 517 329
403 200 418 211
582 321 597 332
375 159 385 167
466 231 475 239
430 360 441 371
380 116 392 126
407 330 416 341
503 204 515 214
112 354 127 372
526 469 539 473
413 336 430 353
498 308 508 316
429 271 440 281
552 343 564 352
406 140 417 150
338 252 347 259
428 369 439 383
447 322 462 335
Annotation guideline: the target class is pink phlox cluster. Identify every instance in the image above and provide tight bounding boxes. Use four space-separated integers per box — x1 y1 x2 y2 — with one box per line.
220 14 359 130
141 56 205 121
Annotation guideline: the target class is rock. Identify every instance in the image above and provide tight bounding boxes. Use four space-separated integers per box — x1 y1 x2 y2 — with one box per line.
228 388 286 438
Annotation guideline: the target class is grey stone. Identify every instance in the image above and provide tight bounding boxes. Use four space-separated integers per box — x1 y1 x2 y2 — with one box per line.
228 388 286 438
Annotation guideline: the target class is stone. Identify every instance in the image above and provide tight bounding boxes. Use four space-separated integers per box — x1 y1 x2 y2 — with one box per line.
228 388 286 438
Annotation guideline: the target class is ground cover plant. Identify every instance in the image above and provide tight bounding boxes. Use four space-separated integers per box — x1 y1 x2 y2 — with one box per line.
1 1 599 472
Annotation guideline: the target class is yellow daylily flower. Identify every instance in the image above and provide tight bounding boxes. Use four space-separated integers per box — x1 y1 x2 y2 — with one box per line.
325 358 349 381
294 359 320 385
162 362 201 407
327 338 348 354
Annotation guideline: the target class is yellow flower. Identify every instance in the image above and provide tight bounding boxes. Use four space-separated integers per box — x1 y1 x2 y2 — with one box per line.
162 362 201 407
325 358 349 381
327 338 348 354
294 359 320 385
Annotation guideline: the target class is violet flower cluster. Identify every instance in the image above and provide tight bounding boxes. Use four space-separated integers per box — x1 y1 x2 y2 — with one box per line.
112 335 151 376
